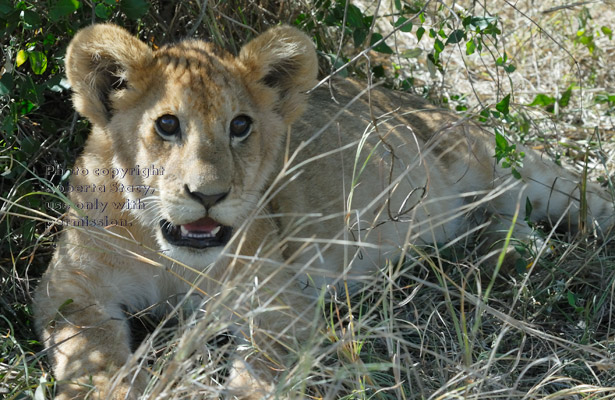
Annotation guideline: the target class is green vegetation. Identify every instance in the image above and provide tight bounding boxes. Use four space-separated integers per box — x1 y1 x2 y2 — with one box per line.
2 0 615 398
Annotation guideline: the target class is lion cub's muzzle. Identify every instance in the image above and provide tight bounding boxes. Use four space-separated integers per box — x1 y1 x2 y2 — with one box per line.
160 187 233 249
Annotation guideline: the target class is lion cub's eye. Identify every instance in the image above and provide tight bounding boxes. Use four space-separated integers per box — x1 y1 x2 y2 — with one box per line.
229 115 252 141
155 114 180 139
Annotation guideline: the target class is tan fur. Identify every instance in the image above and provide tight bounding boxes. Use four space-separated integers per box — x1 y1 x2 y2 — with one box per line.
34 24 613 399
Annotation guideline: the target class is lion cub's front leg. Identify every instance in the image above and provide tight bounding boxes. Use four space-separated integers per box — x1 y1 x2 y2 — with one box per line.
35 281 146 399
226 357 276 400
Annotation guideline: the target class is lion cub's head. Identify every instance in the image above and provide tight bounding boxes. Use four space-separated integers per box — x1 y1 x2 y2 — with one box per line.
65 24 317 264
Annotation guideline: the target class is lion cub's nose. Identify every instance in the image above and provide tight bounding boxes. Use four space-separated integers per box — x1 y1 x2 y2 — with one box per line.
184 185 229 209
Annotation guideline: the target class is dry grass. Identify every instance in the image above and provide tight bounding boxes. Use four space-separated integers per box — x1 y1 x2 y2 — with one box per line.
2 0 615 399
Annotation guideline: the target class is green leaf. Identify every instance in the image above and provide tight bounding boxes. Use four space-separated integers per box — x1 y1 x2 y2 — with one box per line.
370 33 393 54
58 298 74 312
18 99 36 114
426 52 441 70
400 77 414 90
49 0 80 22
495 94 510 115
594 93 615 105
495 131 507 149
558 86 572 108
434 38 444 54
45 75 71 92
0 0 12 15
515 257 528 274
43 33 57 47
463 16 497 32
466 38 476 55
0 74 12 96
293 12 307 26
121 0 149 20
394 0 401 10
28 51 47 75
416 26 425 41
394 17 413 33
504 64 516 73
16 50 28 67
372 64 385 78
601 26 613 39
401 48 422 58
525 197 533 221
567 291 577 307
21 136 38 155
95 3 111 19
528 93 556 107
21 10 42 29
328 54 348 78
577 33 595 53
345 4 365 28
353 28 367 47
446 29 465 44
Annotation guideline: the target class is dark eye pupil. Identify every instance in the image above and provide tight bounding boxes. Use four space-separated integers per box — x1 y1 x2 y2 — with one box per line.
230 115 252 139
156 114 180 137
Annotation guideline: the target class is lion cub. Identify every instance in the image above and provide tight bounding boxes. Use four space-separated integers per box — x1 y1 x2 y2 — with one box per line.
35 24 613 399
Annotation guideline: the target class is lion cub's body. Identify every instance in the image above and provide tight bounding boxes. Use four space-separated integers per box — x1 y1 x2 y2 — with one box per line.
35 24 612 399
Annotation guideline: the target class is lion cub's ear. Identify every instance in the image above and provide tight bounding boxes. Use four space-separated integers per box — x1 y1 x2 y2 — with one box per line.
239 26 318 124
65 23 153 127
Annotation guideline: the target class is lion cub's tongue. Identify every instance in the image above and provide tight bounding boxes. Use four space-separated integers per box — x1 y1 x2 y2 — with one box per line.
181 217 220 235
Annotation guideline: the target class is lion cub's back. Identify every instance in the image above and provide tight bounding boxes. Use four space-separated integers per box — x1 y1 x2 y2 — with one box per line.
285 78 496 210
271 80 497 282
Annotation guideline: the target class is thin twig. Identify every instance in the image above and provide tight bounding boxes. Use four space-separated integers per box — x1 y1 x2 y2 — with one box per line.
186 0 209 37
541 1 597 14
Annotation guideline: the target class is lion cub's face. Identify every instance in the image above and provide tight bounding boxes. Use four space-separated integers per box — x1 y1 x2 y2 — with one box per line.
65 24 317 265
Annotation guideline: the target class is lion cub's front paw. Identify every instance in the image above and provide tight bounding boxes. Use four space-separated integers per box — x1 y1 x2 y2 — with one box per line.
225 358 277 400
55 372 146 400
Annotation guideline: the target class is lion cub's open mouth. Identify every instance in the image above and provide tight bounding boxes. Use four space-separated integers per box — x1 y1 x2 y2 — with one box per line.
160 217 233 248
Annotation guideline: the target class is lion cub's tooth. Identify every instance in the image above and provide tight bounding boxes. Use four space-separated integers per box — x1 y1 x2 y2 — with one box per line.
211 226 221 235
180 225 189 236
